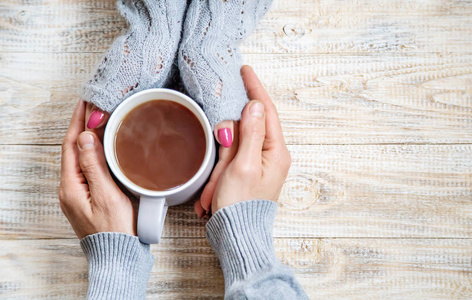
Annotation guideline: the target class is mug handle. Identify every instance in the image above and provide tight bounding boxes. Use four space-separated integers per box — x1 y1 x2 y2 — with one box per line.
138 196 168 244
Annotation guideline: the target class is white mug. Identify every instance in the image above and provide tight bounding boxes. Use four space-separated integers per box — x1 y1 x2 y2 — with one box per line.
103 88 216 244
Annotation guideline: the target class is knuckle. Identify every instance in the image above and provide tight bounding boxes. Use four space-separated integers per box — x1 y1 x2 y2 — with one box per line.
95 192 123 211
58 184 72 212
61 137 72 154
250 127 265 141
233 161 259 178
104 193 120 205
244 123 265 141
80 156 100 174
58 184 67 203
271 148 291 176
58 199 68 214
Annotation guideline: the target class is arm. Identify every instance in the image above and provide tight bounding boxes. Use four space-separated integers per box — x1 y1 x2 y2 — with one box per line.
201 66 309 298
59 101 153 299
207 200 308 299
81 233 154 300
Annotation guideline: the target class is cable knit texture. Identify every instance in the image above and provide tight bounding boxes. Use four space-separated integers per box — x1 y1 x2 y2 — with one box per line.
179 0 273 126
80 232 155 300
81 0 186 113
206 200 309 299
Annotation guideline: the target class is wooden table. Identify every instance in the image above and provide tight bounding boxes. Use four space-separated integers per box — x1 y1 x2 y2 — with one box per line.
1 0 471 298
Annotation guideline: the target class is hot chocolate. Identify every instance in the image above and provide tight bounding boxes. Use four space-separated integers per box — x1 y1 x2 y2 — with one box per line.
115 100 206 191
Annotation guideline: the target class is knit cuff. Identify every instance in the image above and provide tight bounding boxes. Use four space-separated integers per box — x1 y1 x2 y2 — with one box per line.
206 200 278 288
81 84 122 114
205 93 248 127
80 232 155 300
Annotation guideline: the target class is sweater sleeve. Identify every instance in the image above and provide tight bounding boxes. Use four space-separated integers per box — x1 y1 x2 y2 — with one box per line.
206 200 309 300
80 232 155 300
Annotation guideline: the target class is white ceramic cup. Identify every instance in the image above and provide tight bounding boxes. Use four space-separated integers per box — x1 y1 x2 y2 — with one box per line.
103 88 216 244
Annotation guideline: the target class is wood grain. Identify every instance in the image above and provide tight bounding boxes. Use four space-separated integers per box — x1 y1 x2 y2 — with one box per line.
1 144 470 239
1 238 471 299
1 0 472 298
1 53 471 145
1 0 472 54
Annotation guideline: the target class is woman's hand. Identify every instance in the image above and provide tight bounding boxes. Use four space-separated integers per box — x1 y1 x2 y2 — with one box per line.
59 100 136 239
196 65 291 216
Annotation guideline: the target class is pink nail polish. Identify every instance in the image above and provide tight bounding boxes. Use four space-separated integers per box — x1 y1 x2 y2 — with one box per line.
218 128 232 148
87 110 105 129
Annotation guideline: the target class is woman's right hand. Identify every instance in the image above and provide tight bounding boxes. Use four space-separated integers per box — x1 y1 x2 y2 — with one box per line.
200 66 292 214
59 101 136 239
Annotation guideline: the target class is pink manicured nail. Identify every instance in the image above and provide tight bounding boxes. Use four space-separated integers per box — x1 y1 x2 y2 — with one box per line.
87 110 105 129
218 128 232 148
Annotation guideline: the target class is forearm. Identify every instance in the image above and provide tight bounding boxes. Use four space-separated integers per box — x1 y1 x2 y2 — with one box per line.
206 200 308 299
80 232 155 300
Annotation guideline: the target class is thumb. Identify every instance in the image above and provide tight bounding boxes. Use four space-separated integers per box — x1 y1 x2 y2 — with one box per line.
235 100 266 167
77 131 118 198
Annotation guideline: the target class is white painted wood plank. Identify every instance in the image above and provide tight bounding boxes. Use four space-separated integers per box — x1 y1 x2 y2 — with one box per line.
1 53 471 145
1 144 470 239
1 238 471 299
1 0 472 54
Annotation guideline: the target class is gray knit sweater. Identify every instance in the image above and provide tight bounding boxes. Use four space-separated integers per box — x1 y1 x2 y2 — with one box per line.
80 200 308 299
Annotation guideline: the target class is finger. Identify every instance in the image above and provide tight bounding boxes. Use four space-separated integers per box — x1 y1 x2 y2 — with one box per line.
201 122 240 213
241 65 285 147
85 102 110 142
61 100 86 184
213 120 234 148
199 182 215 214
85 102 109 130
77 131 121 203
235 100 266 167
194 199 205 218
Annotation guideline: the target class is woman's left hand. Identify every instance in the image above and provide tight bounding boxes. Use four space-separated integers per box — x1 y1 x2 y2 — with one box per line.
195 65 281 218
59 100 136 239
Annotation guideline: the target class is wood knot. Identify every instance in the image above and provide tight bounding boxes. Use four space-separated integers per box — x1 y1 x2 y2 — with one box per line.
279 173 321 210
276 239 322 269
283 24 305 39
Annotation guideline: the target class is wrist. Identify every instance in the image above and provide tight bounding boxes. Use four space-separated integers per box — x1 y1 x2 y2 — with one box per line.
206 200 279 287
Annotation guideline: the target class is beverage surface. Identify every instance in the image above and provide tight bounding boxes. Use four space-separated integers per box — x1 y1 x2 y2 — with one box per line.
115 100 206 191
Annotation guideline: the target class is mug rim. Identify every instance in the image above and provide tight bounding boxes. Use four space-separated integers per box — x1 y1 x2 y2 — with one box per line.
104 88 214 198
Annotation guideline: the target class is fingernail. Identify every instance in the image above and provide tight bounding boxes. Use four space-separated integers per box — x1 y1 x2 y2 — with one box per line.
218 128 233 148
77 132 95 150
87 110 105 129
250 102 264 118
201 211 211 220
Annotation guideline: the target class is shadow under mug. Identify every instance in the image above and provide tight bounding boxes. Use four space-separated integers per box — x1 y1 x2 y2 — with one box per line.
103 88 216 244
